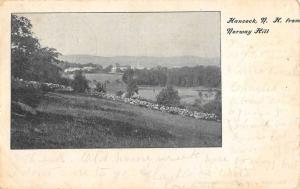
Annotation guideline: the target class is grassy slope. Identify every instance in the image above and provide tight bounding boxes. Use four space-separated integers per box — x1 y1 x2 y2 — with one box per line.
11 92 221 149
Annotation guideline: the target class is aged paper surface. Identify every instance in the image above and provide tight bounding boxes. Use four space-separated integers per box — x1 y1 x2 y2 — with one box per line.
0 0 299 189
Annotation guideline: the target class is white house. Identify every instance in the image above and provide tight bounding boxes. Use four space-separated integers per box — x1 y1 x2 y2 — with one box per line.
111 63 131 73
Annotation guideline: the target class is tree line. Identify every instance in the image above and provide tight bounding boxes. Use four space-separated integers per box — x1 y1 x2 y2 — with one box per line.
123 65 221 88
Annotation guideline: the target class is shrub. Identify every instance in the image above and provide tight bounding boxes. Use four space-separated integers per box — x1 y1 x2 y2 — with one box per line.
71 71 89 93
156 86 180 107
203 99 221 118
191 92 222 119
12 80 44 108
115 90 124 97
40 83 54 92
126 79 138 97
103 65 113 73
122 69 134 84
57 77 72 86
95 82 106 93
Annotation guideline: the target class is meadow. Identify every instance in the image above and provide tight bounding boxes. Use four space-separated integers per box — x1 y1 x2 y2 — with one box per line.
138 86 208 104
85 73 123 83
82 73 210 105
11 92 221 148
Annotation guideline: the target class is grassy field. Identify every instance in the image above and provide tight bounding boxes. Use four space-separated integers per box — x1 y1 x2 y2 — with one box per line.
138 86 208 104
11 92 221 149
83 73 209 104
85 73 123 83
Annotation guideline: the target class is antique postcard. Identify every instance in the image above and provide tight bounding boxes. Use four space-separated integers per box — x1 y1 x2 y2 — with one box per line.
10 12 221 149
0 0 299 189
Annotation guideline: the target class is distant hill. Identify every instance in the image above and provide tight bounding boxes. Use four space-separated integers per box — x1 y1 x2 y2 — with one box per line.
59 55 220 68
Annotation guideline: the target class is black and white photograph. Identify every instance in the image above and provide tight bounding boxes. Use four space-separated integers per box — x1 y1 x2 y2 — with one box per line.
11 12 221 149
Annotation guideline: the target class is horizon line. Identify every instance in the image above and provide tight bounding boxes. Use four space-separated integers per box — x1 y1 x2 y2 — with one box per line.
61 54 220 58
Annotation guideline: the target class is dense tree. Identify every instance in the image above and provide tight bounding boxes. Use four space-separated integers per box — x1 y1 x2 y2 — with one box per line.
156 86 181 107
11 15 69 112
11 15 63 83
123 66 221 88
11 15 40 78
192 89 222 119
103 65 113 73
134 67 167 86
95 81 106 93
126 79 138 97
122 69 134 84
167 66 220 87
203 98 221 118
71 71 89 92
122 69 138 97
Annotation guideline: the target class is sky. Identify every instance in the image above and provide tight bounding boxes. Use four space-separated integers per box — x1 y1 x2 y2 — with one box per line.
18 12 220 58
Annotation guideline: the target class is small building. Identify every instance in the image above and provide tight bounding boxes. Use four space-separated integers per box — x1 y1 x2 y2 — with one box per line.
82 66 95 71
111 63 131 73
64 67 81 73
